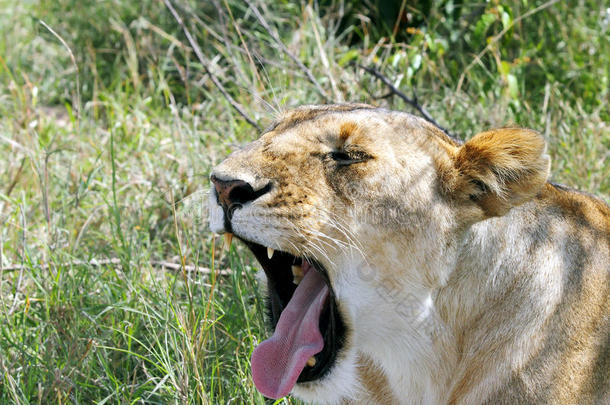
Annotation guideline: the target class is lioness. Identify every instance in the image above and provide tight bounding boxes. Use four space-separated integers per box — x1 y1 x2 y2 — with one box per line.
208 104 609 404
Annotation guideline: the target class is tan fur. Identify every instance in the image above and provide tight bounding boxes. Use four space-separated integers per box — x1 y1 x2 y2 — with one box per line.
355 355 398 404
209 104 609 405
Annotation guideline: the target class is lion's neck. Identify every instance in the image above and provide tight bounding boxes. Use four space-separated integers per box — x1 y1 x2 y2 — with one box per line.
339 200 559 404
332 205 462 403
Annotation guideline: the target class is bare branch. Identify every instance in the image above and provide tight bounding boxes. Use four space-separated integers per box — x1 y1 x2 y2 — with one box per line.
0 258 232 276
151 260 232 276
164 0 261 131
244 0 329 102
5 157 26 198
357 64 456 139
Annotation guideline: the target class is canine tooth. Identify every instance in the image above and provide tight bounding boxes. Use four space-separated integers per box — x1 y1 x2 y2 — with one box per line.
224 233 233 249
306 356 316 367
292 265 304 285
267 247 275 259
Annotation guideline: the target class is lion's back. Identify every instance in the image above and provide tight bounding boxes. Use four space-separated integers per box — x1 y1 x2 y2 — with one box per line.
488 183 609 404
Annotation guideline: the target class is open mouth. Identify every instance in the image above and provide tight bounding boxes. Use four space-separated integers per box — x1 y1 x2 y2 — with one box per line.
240 239 346 399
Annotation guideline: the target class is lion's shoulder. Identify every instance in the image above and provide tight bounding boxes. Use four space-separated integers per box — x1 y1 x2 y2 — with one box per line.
537 182 609 236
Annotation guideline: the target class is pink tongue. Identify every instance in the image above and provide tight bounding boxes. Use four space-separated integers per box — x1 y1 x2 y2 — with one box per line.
251 261 328 399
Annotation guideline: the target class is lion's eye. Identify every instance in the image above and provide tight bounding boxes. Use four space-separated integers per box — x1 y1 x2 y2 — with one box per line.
329 150 371 166
330 151 351 162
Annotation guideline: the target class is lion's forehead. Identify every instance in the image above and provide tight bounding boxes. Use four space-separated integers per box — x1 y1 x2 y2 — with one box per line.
267 103 378 133
265 109 387 144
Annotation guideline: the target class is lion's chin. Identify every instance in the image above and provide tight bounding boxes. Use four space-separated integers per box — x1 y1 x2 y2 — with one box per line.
291 348 360 405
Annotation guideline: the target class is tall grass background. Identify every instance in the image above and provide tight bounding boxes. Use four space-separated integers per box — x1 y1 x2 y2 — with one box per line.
0 0 607 403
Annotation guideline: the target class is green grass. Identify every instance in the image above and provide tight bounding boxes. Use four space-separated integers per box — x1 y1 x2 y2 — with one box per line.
0 0 607 403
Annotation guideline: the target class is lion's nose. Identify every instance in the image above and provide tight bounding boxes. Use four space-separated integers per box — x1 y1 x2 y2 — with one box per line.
210 175 271 209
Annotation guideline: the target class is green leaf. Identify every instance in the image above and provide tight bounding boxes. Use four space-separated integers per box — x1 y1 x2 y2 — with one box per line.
497 5 513 31
501 9 512 31
411 54 422 71
499 60 511 77
507 73 519 98
391 51 405 68
473 13 497 41
338 50 359 67
406 66 414 83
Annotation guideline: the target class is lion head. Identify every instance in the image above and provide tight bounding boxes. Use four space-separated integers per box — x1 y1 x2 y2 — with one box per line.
208 104 550 403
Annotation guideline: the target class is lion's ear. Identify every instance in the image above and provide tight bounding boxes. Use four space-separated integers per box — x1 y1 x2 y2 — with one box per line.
453 128 550 217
